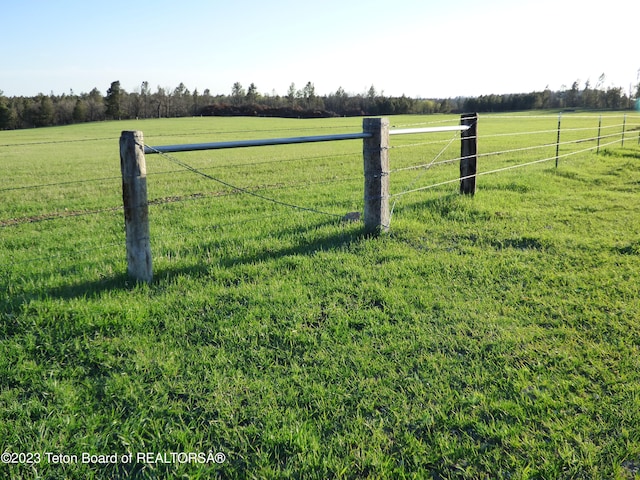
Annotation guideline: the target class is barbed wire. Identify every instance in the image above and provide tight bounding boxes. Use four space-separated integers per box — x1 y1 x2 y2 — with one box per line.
385 127 467 229
3 115 636 238
0 175 122 193
391 117 462 128
390 137 625 198
0 151 359 194
0 136 118 148
478 131 623 158
0 205 124 228
5 118 628 194
481 114 640 120
391 129 630 174
1 173 364 267
147 150 360 176
390 137 464 150
0 123 364 149
478 122 626 140
151 123 363 138
147 174 362 216
144 144 344 219
0 169 363 228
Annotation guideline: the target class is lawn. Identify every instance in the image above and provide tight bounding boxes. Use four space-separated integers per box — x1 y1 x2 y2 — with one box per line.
1 112 640 479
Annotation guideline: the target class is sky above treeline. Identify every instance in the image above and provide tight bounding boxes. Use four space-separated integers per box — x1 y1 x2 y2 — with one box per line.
1 0 639 99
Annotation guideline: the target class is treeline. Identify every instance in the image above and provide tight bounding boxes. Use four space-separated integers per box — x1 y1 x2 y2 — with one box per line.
0 76 637 130
464 77 639 113
0 81 453 130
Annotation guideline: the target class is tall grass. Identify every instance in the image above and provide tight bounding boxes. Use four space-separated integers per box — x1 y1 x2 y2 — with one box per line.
1 113 640 479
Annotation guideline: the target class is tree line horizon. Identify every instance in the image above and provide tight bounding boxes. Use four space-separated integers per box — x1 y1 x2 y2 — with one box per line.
1 76 638 130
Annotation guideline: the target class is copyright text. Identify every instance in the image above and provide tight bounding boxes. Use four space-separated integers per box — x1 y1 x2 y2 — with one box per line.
1 451 226 465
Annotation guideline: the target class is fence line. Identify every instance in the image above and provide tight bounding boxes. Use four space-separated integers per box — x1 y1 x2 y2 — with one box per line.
391 124 633 175
143 125 469 155
4 113 638 279
7 118 629 195
145 145 345 219
480 126 615 140
387 129 464 228
482 114 640 120
0 150 361 193
391 117 462 128
0 171 363 229
0 136 119 148
148 150 361 175
0 175 123 193
391 138 466 150
0 124 366 150
391 137 624 198
113 120 473 280
0 205 124 228
143 133 371 155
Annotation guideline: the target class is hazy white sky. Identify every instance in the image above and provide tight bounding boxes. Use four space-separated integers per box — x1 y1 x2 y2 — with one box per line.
1 0 639 98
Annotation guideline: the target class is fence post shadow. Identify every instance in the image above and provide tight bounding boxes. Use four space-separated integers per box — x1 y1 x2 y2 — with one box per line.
157 219 371 279
34 218 369 301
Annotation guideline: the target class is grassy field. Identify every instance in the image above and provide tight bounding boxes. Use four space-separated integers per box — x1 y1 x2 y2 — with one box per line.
1 112 640 479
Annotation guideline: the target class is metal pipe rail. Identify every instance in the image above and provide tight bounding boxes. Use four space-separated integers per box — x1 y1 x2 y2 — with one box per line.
144 125 470 155
144 132 370 154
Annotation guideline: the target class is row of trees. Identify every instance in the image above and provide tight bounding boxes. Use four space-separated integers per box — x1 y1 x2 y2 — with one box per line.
464 76 639 113
1 76 638 130
0 81 455 130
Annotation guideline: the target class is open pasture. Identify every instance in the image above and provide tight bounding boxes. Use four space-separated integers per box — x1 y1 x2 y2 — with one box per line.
1 112 640 479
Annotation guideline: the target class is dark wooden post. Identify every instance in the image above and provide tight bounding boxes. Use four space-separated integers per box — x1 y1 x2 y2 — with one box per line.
555 113 562 168
120 131 152 283
597 115 602 155
622 114 627 147
460 113 478 195
363 117 390 234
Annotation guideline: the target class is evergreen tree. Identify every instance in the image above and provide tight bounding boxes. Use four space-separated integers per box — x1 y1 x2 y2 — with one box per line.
246 83 259 103
286 83 297 107
72 98 87 123
0 98 13 129
105 80 123 119
231 82 245 105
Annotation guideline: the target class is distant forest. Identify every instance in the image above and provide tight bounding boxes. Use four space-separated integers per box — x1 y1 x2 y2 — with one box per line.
1 76 638 130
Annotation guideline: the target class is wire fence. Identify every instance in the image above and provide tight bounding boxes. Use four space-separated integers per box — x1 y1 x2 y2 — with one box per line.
2 113 640 274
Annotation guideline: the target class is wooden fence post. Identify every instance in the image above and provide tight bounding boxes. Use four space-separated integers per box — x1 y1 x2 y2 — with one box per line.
120 131 152 283
597 115 602 155
363 117 390 234
460 113 478 195
555 113 562 168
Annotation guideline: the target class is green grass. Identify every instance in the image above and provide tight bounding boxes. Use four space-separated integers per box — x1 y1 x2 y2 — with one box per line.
1 113 640 479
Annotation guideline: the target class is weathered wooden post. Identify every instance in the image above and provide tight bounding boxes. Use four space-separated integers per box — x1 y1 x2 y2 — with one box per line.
622 114 627 147
120 131 152 283
363 117 390 234
460 113 478 195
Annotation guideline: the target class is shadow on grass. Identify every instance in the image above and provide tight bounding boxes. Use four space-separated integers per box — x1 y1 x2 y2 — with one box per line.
7 218 370 304
401 193 492 222
601 148 640 160
0 271 135 314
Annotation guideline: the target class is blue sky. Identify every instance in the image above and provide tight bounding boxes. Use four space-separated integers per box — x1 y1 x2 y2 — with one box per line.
1 0 639 98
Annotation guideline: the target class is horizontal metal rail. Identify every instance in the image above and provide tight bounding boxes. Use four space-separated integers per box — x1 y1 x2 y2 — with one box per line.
144 132 371 154
144 125 470 155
